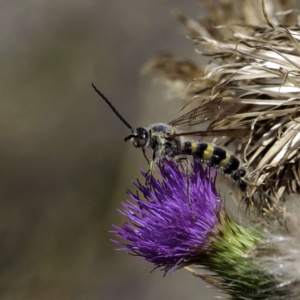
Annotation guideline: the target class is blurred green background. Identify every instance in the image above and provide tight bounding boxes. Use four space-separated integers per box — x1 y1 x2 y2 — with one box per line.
0 1 221 299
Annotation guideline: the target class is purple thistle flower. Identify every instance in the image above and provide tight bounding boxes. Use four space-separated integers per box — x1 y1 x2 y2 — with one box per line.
111 160 223 273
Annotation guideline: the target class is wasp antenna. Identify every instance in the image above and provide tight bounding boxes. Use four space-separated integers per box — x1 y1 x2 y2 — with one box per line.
92 83 134 132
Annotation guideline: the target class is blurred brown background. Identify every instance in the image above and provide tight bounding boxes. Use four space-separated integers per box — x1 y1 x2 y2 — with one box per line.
0 1 221 299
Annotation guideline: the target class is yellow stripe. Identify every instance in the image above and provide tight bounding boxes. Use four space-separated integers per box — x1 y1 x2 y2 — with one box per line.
220 152 231 167
191 142 197 153
203 144 214 160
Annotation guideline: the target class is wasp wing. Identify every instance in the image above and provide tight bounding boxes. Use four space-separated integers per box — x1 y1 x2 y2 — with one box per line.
168 97 225 127
168 96 246 139
169 128 249 139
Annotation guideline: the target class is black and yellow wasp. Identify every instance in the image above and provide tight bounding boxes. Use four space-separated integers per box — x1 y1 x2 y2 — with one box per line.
92 83 248 192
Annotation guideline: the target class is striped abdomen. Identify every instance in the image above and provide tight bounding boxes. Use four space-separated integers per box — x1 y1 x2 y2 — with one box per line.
182 141 247 192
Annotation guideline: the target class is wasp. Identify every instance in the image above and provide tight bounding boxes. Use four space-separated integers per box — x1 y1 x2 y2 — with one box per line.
92 83 248 192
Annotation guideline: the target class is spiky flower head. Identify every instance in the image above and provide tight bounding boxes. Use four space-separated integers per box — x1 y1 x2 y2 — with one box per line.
111 161 293 298
112 160 222 273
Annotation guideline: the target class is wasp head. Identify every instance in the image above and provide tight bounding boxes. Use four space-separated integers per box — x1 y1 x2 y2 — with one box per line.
124 127 149 148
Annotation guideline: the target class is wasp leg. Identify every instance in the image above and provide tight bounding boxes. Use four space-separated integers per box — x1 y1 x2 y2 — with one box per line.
142 147 150 165
145 162 153 186
145 151 157 186
176 158 195 220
